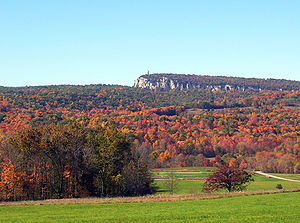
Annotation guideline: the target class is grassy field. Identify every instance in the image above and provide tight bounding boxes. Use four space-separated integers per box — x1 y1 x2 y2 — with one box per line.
152 167 300 194
1 167 299 222
0 191 299 222
270 173 300 181
152 167 215 179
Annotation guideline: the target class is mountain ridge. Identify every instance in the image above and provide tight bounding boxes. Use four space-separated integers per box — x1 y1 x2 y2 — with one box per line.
134 73 300 91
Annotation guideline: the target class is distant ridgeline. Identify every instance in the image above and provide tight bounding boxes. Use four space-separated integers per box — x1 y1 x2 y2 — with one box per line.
134 73 300 91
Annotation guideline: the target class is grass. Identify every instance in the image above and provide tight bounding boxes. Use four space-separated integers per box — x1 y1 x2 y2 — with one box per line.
1 167 300 222
0 191 299 222
155 180 204 194
269 173 300 181
152 167 300 194
151 167 214 180
247 174 300 191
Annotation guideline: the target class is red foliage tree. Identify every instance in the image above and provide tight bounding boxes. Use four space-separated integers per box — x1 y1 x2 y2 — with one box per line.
202 164 254 192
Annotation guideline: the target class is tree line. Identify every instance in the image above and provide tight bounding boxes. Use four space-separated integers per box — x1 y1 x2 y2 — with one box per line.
0 123 154 201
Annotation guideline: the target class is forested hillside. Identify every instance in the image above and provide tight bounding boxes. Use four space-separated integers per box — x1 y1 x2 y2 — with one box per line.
0 83 299 177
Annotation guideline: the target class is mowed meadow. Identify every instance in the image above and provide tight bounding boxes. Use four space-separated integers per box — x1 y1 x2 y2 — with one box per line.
1 167 300 222
0 191 300 222
152 167 300 194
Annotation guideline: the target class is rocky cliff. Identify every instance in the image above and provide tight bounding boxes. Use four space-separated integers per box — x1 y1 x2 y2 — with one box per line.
134 76 191 90
134 73 300 91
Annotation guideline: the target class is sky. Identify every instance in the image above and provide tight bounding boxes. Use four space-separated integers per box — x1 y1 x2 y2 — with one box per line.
0 0 300 87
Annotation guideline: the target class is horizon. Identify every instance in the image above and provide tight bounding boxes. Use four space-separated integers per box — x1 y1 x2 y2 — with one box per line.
1 1 300 86
0 72 299 88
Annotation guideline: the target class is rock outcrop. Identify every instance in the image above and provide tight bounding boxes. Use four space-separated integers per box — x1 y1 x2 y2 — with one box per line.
134 74 240 91
134 73 300 91
134 76 190 90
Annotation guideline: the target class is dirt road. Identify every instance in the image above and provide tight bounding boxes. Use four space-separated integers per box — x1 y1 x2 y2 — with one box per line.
255 171 300 182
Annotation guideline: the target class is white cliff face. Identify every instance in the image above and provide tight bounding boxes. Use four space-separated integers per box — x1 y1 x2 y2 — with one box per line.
134 77 156 89
133 73 299 91
158 77 168 88
134 76 178 90
225 85 232 91
170 79 176 89
134 75 249 91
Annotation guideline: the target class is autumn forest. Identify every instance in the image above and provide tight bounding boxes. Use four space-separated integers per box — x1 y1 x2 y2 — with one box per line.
0 75 299 201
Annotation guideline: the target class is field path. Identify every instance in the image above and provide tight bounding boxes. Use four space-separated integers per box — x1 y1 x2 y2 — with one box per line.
255 171 300 182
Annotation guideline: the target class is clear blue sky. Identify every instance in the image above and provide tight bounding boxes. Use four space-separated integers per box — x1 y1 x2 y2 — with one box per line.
1 0 299 87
